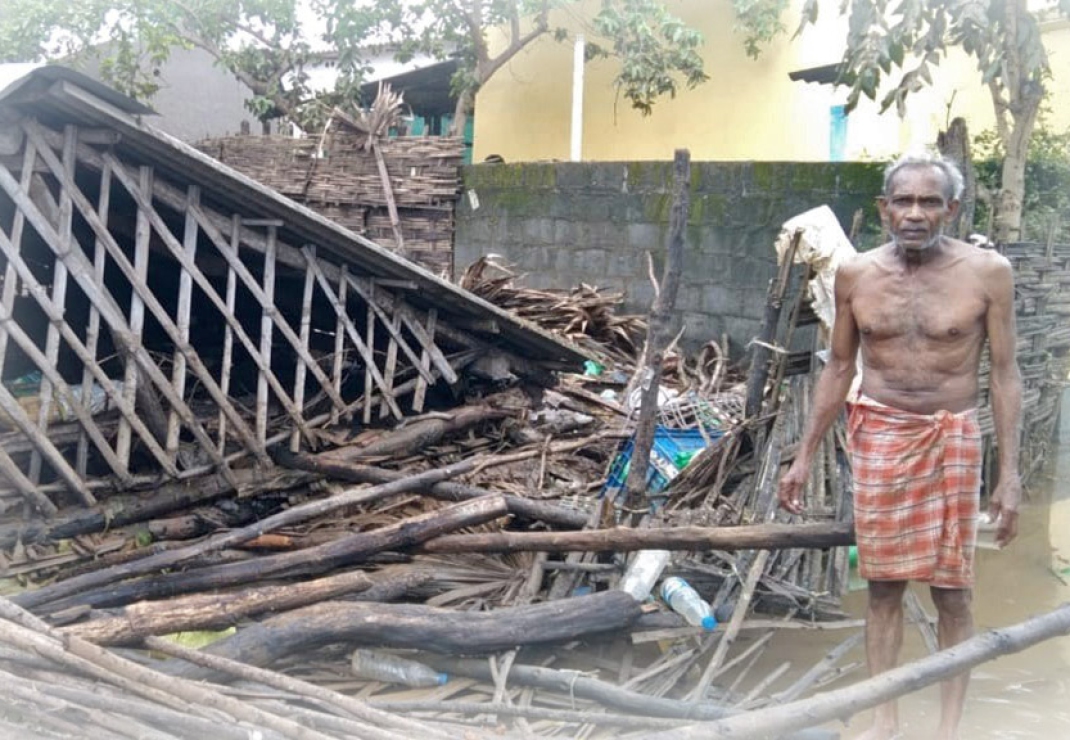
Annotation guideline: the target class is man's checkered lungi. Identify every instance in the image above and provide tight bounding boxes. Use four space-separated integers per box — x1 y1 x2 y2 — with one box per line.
847 396 983 589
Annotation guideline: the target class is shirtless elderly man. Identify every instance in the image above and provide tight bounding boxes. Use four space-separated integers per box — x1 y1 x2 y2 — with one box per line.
778 152 1022 740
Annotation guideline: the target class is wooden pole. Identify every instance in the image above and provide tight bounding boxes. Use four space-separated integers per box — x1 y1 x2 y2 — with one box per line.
418 522 853 554
622 148 690 516
638 603 1070 740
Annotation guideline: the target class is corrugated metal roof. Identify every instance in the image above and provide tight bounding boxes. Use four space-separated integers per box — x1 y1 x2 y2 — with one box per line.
0 66 588 368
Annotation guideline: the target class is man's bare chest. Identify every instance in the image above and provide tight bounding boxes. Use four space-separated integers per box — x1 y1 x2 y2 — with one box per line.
852 272 987 343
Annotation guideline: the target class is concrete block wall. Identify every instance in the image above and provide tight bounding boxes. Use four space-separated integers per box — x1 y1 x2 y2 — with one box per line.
455 161 885 353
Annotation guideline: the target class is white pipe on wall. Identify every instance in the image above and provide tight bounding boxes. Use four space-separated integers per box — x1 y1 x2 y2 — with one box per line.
571 34 585 162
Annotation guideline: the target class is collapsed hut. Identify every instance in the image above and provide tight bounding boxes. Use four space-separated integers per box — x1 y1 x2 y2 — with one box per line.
0 66 584 514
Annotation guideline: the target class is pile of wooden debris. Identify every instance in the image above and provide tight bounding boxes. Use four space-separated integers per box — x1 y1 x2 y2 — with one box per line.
1 251 859 740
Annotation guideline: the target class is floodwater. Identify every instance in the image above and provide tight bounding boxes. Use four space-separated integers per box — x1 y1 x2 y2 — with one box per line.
748 393 1070 739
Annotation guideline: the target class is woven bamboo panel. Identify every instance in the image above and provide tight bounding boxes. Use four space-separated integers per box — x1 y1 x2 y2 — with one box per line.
977 242 1070 479
196 135 463 208
195 134 463 273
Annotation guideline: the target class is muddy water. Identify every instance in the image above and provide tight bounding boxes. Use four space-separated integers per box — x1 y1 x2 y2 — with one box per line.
748 397 1070 739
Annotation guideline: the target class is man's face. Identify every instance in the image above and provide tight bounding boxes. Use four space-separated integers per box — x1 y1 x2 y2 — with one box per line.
878 166 960 251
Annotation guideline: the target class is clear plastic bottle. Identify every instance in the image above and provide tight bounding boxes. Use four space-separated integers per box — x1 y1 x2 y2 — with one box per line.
618 549 671 600
350 649 448 687
660 576 716 631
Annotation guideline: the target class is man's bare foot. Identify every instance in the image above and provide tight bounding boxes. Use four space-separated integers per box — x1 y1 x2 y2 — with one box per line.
853 725 901 740
935 724 959 740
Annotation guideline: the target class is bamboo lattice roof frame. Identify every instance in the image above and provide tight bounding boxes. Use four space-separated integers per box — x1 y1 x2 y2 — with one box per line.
0 67 587 509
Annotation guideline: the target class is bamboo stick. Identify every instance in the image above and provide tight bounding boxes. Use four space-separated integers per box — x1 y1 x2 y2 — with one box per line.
83 152 269 461
257 224 277 443
0 140 35 372
412 308 437 412
145 637 441 740
218 215 239 453
0 367 94 504
379 310 401 419
76 161 111 475
639 603 1070 740
166 184 199 460
114 164 152 470
0 598 337 740
28 125 76 485
330 264 348 425
291 247 317 450
363 281 376 426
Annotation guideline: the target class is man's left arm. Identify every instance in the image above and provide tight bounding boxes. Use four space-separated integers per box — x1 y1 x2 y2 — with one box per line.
985 253 1023 546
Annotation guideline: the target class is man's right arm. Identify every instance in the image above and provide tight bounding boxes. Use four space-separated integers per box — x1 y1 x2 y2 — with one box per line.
777 261 861 514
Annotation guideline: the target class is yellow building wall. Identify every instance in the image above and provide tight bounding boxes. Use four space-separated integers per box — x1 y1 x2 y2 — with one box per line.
472 1 1070 163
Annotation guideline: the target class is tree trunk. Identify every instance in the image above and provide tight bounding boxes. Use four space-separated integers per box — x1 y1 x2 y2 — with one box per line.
449 89 473 138
162 591 643 680
936 117 976 239
995 122 1032 244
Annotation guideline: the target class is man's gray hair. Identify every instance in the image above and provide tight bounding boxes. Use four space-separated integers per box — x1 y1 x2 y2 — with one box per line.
882 152 965 202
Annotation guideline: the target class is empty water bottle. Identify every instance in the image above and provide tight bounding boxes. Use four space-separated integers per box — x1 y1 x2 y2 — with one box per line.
350 649 448 687
660 576 716 631
618 549 671 600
